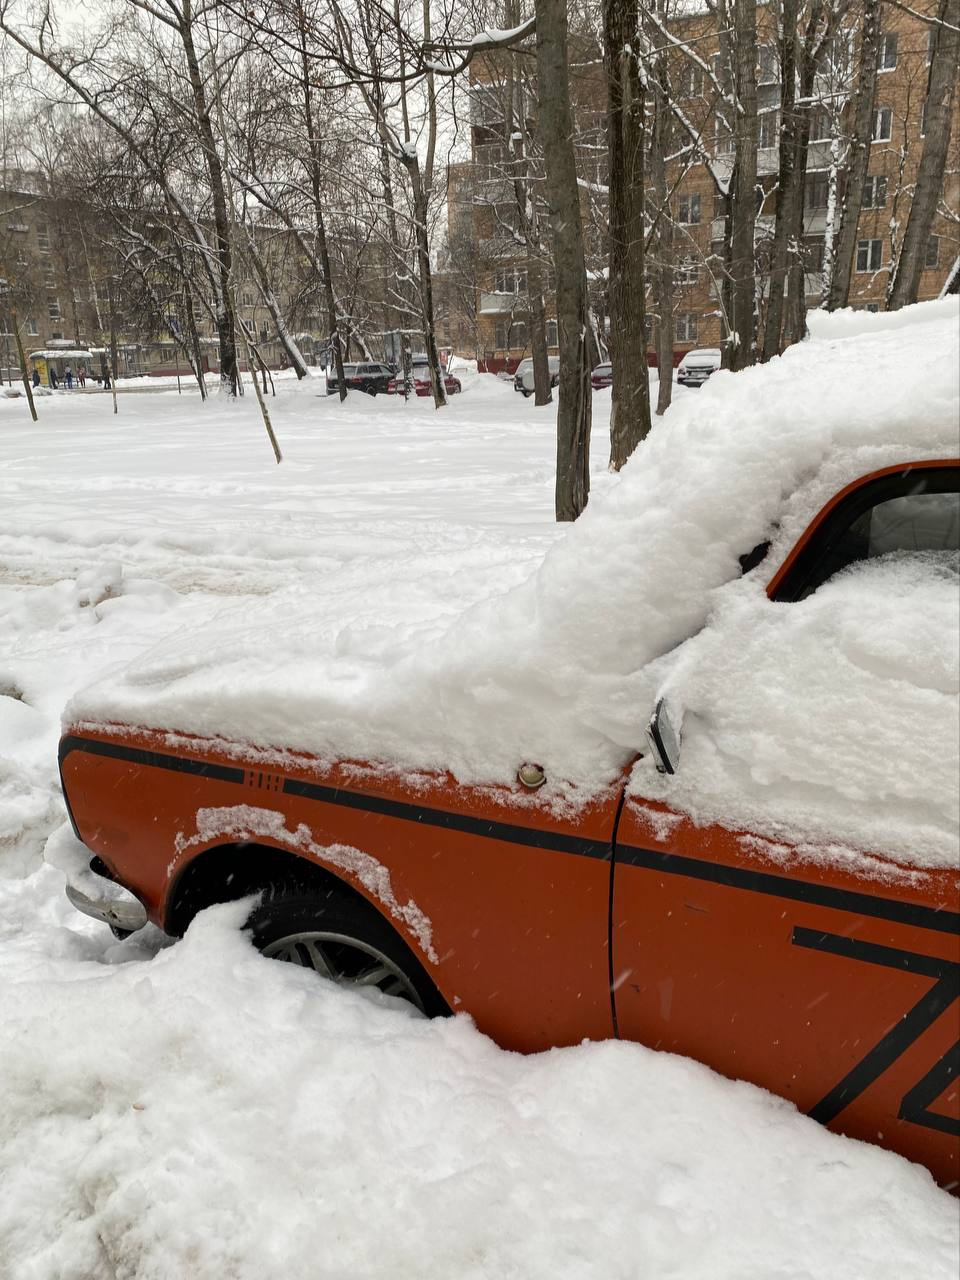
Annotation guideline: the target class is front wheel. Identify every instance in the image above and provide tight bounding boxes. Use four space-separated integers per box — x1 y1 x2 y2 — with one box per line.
246 886 448 1016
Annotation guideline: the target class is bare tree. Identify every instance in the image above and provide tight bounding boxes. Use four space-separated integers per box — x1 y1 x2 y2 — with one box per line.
825 0 881 308
888 0 960 308
605 0 652 465
535 0 595 519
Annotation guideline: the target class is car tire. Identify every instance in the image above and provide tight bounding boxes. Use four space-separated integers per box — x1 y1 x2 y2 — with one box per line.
522 389 533 398
365 384 378 397
246 885 448 1017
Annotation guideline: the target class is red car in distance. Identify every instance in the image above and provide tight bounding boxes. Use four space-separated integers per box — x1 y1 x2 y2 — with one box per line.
387 364 462 397
591 362 613 390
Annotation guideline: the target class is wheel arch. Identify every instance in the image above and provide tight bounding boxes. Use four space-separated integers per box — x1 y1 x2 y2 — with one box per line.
165 840 385 939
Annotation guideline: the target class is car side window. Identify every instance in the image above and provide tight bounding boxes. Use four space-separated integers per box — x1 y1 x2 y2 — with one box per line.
807 491 959 596
770 468 960 602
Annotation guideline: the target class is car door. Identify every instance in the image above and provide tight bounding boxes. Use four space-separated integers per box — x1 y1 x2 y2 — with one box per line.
610 460 960 1186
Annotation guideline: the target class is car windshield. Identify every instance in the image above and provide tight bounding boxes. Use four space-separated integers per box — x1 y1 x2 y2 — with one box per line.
595 364 612 376
336 364 358 376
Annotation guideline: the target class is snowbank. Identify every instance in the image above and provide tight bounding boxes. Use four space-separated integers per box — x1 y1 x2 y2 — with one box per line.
67 301 960 866
0 896 955 1280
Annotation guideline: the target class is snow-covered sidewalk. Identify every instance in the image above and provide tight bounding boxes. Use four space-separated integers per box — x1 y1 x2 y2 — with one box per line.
0 358 957 1279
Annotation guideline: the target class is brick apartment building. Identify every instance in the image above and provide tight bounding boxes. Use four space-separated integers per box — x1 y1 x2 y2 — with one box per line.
464 2 959 371
0 174 332 385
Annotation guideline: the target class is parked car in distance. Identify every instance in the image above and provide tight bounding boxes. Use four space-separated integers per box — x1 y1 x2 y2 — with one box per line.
514 356 560 397
591 363 613 391
386 364 462 397
326 362 395 396
676 348 722 387
58 455 960 1190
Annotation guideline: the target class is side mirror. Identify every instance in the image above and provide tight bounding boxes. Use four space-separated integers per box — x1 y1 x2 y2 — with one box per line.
646 697 683 775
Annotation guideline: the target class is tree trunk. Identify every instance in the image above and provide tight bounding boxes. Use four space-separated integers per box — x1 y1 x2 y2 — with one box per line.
408 166 447 408
526 255 552 405
297 8 346 398
827 0 881 309
783 0 829 346
888 0 960 308
605 0 653 467
535 0 594 520
180 2 239 394
649 49 674 414
729 0 758 370
761 0 799 360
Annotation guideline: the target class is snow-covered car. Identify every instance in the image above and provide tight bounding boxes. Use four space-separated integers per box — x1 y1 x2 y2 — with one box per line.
676 347 721 387
591 362 613 390
513 356 560 397
58 444 960 1191
326 362 394 396
385 364 461 397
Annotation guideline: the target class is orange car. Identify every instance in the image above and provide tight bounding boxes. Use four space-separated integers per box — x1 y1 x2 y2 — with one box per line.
59 459 960 1188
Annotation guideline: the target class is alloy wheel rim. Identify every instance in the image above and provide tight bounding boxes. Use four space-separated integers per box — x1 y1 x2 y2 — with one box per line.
262 929 424 1011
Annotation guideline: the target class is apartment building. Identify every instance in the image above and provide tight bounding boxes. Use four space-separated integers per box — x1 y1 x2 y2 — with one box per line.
466 2 959 370
0 176 329 384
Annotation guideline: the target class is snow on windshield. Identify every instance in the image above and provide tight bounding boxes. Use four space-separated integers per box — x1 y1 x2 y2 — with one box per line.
68 300 960 865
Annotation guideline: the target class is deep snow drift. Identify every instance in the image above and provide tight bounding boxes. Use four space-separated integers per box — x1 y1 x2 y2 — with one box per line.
1 898 956 1280
69 299 960 868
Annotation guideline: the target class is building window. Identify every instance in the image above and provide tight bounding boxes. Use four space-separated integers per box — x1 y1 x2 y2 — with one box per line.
715 125 735 155
678 63 703 97
925 235 939 269
48 299 61 320
804 171 829 209
678 193 701 225
861 175 887 208
808 108 831 142
495 319 527 349
877 32 898 71
241 291 255 307
676 258 700 286
856 238 883 272
757 44 778 84
872 107 892 141
675 312 698 343
758 110 779 149
26 317 38 335
545 319 558 347
802 238 826 271
36 223 49 251
494 266 527 294
475 141 505 181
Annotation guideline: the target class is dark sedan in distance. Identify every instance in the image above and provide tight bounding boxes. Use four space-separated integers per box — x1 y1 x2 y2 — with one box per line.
326 362 395 396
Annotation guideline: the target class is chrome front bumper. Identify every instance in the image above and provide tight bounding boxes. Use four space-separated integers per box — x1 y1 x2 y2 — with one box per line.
65 880 148 933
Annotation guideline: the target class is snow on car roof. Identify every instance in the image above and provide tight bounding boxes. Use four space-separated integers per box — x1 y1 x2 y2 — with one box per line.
69 299 960 868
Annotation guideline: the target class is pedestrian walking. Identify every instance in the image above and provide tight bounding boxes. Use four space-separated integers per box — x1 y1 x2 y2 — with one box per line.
32 368 40 388
49 367 59 389
78 366 86 388
65 365 74 390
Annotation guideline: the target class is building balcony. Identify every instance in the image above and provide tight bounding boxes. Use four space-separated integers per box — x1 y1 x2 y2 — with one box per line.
479 291 524 315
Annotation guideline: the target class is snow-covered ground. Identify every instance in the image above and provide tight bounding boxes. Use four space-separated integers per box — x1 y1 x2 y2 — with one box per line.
1 321 958 1279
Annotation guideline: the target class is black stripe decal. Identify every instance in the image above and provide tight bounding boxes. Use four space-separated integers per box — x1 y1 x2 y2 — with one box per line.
281 776 611 859
59 735 245 784
59 735 958 934
617 844 960 935
793 927 959 1128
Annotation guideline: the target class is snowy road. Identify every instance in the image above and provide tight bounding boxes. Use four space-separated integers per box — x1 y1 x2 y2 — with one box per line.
0 367 956 1279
